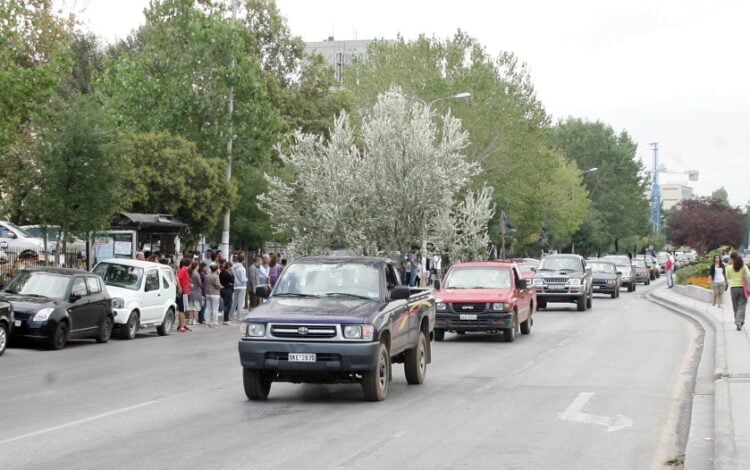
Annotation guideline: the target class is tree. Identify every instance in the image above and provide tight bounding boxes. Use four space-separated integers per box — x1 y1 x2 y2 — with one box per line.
711 187 729 206
550 118 651 253
259 90 494 258
28 94 128 241
666 197 744 253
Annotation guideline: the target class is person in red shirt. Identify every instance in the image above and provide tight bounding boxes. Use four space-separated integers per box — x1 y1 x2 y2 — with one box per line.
177 258 192 332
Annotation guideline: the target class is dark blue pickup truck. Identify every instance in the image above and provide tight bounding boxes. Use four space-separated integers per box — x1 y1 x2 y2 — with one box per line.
238 257 435 401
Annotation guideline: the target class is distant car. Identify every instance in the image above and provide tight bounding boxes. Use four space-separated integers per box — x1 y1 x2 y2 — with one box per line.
656 252 668 273
92 259 177 339
513 258 539 283
1 268 114 349
588 260 621 298
0 300 12 356
632 259 651 285
0 220 46 258
532 254 593 311
635 254 658 280
21 225 87 254
603 255 636 292
674 251 687 269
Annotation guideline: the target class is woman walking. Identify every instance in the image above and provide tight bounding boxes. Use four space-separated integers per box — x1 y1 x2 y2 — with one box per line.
219 261 234 326
709 254 727 307
204 264 222 328
727 252 750 331
188 260 202 326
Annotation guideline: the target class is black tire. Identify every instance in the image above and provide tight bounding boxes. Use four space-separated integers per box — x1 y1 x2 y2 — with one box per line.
537 298 547 310
520 313 532 335
633 283 637 292
503 313 517 342
362 342 390 401
243 368 272 400
156 309 174 336
627 282 634 293
611 290 617 299
646 278 651 286
0 323 7 356
434 329 445 342
120 311 139 340
96 316 113 343
586 290 592 309
404 331 427 385
49 322 68 350
576 294 586 311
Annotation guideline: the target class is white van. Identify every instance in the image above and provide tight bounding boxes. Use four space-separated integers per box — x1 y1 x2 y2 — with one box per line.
92 259 177 339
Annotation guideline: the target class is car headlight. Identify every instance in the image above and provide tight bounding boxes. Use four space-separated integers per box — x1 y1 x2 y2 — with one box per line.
532 278 545 286
568 279 581 285
606 279 616 285
33 307 54 322
245 323 266 337
491 303 508 312
343 325 362 339
111 298 125 309
436 302 447 312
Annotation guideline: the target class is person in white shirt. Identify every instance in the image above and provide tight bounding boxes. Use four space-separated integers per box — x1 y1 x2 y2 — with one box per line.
230 254 248 323
709 254 727 307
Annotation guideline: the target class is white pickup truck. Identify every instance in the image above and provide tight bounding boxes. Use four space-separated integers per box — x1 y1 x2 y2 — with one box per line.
92 259 177 339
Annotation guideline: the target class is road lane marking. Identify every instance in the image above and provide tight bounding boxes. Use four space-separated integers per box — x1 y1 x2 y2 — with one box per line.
557 392 633 432
0 400 159 445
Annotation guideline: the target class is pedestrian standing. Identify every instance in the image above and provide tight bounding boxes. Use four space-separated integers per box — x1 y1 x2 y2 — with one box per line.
665 252 675 288
176 258 191 333
188 260 202 326
231 254 248 324
268 254 280 288
709 254 727 307
219 261 234 324
257 254 271 301
198 261 208 324
727 252 750 331
248 255 260 308
204 263 222 328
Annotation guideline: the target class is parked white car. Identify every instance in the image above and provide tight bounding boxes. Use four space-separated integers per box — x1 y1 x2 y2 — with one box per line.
21 225 87 254
92 259 177 339
0 220 46 257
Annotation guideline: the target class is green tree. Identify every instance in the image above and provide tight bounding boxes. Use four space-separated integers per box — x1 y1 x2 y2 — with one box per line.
550 118 650 253
711 186 729 206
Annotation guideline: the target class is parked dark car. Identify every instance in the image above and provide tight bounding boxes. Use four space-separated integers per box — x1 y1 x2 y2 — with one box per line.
238 257 435 402
587 260 621 298
0 300 12 356
1 268 114 349
532 254 593 311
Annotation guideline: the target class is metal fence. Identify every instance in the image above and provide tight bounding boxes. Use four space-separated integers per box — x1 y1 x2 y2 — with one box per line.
0 247 87 286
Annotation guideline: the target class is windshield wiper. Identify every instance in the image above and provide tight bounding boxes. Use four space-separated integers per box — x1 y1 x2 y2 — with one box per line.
325 292 373 300
538 268 554 272
273 292 320 298
557 269 578 272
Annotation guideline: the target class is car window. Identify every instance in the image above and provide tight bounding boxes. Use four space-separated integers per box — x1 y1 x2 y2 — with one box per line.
93 262 144 290
0 226 13 238
71 278 88 297
86 277 102 294
385 264 399 288
145 270 160 292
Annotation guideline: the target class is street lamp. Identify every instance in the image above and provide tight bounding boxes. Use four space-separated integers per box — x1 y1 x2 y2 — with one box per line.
399 91 473 107
581 167 598 174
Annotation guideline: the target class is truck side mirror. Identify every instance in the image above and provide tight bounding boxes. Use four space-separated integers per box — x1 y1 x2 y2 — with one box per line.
517 279 527 290
390 285 410 301
433 280 440 290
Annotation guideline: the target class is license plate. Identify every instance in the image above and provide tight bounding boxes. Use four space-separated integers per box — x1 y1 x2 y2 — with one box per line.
288 353 316 362
548 285 565 290
459 314 477 320
15 319 21 327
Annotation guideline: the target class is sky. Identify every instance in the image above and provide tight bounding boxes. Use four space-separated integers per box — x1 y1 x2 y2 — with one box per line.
71 0 750 206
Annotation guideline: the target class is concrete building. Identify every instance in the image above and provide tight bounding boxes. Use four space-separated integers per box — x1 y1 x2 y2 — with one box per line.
661 183 694 210
305 37 377 83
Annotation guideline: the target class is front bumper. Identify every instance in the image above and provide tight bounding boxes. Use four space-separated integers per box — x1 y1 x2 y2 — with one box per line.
238 340 380 372
535 285 586 301
9 318 54 340
435 312 512 331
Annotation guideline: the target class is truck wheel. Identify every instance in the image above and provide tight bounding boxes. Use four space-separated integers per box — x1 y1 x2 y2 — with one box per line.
502 313 516 342
520 314 532 335
404 331 427 385
362 342 390 401
120 312 139 340
434 328 445 342
243 368 272 400
611 290 617 299
156 309 174 336
586 290 592 309
95 316 113 343
576 294 586 311
0 323 7 356
627 282 634 293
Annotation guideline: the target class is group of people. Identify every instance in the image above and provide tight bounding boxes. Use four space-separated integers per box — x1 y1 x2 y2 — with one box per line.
171 250 286 333
399 250 447 287
709 251 750 331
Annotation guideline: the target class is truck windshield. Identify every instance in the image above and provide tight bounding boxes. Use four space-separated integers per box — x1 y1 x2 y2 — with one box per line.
274 262 381 300
93 262 144 290
539 257 582 272
444 267 511 289
588 262 616 274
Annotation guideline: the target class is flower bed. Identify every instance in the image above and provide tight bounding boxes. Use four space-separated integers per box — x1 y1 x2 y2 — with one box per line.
685 276 712 289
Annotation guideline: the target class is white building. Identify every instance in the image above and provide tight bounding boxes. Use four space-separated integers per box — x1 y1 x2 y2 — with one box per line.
661 183 694 210
305 37 377 83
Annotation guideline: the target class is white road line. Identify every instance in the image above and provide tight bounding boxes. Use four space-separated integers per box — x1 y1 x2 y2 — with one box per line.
0 400 159 445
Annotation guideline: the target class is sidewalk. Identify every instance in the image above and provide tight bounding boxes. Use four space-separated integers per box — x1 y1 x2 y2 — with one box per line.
648 284 750 470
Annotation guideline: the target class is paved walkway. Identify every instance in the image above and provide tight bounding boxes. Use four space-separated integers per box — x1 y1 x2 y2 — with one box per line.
649 285 750 470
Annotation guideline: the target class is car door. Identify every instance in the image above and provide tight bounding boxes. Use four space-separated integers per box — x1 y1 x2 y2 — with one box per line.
68 277 98 335
385 263 410 353
141 269 162 323
512 267 530 321
86 276 109 327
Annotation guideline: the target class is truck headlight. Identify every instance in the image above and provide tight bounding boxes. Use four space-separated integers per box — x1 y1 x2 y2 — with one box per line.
568 279 581 286
245 323 265 337
33 308 54 322
436 302 447 312
111 298 125 309
343 325 362 339
606 279 616 285
532 278 544 286
491 303 507 312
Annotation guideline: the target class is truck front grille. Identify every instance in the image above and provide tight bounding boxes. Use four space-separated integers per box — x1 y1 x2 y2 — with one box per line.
450 303 487 313
270 324 337 339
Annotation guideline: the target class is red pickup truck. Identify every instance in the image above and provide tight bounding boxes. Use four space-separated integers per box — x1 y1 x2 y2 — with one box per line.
434 261 536 342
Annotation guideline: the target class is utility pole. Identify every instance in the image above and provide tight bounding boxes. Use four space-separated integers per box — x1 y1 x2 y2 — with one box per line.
649 142 661 235
219 0 239 257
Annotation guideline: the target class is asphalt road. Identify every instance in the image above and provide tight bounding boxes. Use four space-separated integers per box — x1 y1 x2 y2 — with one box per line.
0 280 700 470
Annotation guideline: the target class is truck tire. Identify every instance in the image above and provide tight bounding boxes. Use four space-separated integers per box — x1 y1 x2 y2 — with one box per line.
120 311 139 340
537 298 547 310
243 368 272 400
156 309 174 336
362 342 390 401
586 290 592 309
576 294 586 311
404 331 427 385
627 282 634 293
502 313 516 342
434 329 445 342
611 290 617 299
520 314 532 335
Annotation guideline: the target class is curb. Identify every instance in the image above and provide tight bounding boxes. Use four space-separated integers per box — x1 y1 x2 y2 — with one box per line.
646 290 735 470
